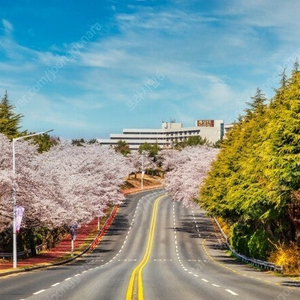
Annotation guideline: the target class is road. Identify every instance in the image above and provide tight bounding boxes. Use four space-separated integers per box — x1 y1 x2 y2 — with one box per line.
0 189 299 300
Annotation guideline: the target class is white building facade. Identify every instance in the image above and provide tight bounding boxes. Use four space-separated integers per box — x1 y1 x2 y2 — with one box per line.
98 120 231 150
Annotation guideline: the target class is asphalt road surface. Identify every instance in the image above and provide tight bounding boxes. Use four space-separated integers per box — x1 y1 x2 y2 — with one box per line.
0 189 299 300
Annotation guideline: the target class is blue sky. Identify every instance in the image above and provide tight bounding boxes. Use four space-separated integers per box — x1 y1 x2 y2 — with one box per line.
1 0 300 139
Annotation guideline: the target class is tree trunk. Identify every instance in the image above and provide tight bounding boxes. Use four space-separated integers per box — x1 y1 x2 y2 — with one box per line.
288 203 300 246
297 231 300 247
265 223 276 240
28 228 37 257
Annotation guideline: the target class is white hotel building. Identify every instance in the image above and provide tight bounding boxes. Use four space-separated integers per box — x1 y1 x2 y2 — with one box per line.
98 120 232 150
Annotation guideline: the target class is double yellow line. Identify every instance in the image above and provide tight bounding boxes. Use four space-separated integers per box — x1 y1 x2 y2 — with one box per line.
126 194 165 300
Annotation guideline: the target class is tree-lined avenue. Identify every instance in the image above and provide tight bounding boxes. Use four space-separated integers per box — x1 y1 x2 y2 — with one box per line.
0 190 299 300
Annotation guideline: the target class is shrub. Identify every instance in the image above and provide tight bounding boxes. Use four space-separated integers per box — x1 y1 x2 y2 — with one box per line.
268 242 300 274
230 222 251 256
248 229 273 260
217 217 231 238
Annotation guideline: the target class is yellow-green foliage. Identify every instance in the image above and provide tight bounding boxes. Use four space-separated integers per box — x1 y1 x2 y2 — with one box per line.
217 217 231 238
200 67 300 260
268 242 300 274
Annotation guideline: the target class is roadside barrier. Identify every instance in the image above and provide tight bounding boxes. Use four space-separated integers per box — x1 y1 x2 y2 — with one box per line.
213 217 283 273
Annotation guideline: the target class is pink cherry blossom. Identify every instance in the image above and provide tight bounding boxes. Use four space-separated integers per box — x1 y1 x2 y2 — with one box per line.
0 134 134 232
162 146 219 206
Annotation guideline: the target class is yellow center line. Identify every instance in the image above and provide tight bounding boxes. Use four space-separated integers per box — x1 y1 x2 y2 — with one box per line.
126 194 166 300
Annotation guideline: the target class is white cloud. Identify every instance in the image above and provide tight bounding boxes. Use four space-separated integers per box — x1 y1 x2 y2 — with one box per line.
60 95 104 110
1 19 13 34
219 0 300 40
3 1 300 137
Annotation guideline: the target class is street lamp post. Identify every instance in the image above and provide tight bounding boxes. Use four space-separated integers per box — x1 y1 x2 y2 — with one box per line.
141 151 145 190
12 129 53 268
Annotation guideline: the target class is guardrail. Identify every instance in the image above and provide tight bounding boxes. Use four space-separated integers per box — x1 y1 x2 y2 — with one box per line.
213 217 283 273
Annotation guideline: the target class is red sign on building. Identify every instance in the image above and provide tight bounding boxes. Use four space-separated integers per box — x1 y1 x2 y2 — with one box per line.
196 120 214 127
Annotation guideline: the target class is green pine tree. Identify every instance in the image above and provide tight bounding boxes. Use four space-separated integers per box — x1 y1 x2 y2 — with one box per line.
32 133 59 153
114 140 131 156
0 91 23 139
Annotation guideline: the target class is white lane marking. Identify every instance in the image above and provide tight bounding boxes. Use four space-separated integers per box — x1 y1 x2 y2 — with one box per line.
173 201 204 281
52 282 60 287
100 198 142 267
202 278 209 283
212 284 220 287
187 259 203 262
33 289 45 295
226 289 238 296
75 274 80 277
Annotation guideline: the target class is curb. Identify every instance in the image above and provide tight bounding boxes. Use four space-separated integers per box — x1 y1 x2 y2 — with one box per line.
0 186 162 277
0 204 120 277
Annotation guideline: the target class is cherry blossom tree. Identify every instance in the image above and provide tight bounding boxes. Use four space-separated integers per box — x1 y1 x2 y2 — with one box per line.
160 149 182 172
0 141 13 227
0 133 134 255
162 146 219 206
34 141 133 225
0 133 59 230
0 134 134 233
127 150 155 177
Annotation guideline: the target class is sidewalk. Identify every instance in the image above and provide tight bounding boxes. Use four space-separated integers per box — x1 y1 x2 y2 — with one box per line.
0 217 99 275
0 185 162 276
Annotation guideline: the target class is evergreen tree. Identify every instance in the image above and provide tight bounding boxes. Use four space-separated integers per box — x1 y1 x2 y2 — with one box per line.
0 91 23 139
32 133 59 153
201 69 300 257
138 142 161 158
87 138 97 144
200 89 275 258
262 70 300 244
71 138 85 146
174 135 210 149
114 140 131 156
